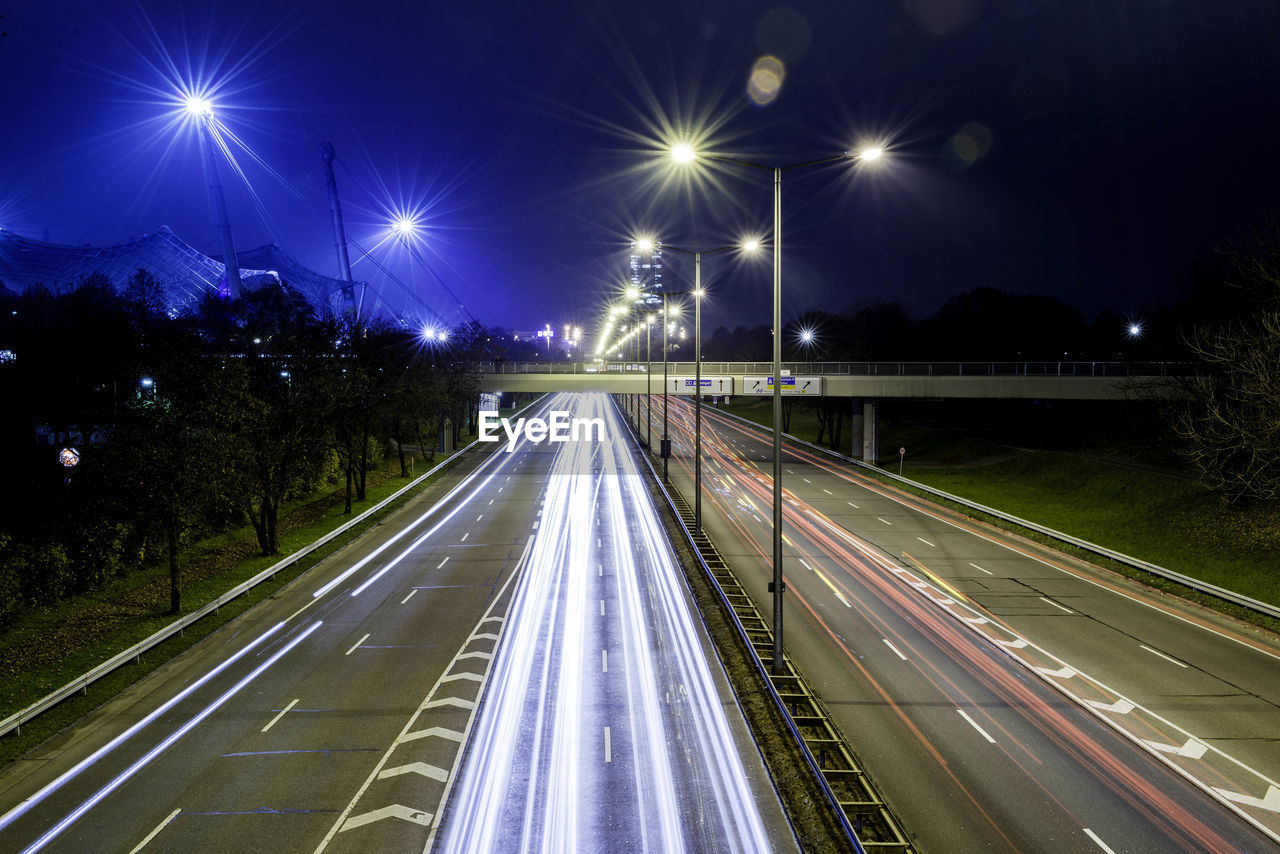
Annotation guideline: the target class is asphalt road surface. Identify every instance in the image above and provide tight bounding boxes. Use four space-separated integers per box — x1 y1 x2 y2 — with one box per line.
637 393 1280 854
0 392 794 854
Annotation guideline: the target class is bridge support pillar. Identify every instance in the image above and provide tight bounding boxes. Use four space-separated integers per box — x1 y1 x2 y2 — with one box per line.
853 399 878 463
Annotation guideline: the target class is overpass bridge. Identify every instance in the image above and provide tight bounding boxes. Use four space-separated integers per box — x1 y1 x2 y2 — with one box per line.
475 360 1187 460
475 360 1187 400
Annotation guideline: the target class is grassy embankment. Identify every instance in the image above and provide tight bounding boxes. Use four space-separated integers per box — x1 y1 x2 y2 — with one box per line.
0 445 480 766
716 397 1280 619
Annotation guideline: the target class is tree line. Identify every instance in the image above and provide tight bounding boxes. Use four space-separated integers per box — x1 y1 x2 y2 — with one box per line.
0 270 497 624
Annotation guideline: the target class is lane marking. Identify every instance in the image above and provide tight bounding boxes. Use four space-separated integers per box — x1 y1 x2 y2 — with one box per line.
261 698 299 733
341 804 433 832
1145 737 1207 759
883 639 908 661
847 502 860 509
604 727 612 763
798 558 814 571
957 709 997 744
1040 597 1073 614
488 499 494 506
877 517 893 526
602 650 608 672
1086 699 1135 714
803 478 812 484
400 590 417 605
476 514 484 522
1212 783 1280 814
600 600 605 616
378 762 449 783
345 633 370 656
460 532 469 542
1140 644 1188 668
598 565 603 577
916 537 936 547
970 562 993 575
437 557 450 570
822 488 833 495
1083 828 1117 854
129 808 181 854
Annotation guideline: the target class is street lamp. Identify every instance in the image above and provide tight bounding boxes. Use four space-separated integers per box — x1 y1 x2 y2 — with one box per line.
183 93 242 299
671 141 885 674
649 238 761 527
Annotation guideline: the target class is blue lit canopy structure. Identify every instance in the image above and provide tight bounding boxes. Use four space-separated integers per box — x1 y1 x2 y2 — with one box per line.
0 225 362 317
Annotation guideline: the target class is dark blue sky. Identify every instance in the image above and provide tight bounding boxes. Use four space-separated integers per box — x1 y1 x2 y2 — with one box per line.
2 1 1279 344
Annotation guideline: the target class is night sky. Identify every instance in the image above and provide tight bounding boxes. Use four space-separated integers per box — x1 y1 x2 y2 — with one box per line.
2 1 1279 342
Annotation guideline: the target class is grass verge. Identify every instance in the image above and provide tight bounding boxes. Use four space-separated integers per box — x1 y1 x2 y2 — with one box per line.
0 447 481 767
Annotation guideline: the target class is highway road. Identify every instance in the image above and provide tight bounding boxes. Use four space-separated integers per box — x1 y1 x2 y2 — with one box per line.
0 392 793 854
641 393 1280 853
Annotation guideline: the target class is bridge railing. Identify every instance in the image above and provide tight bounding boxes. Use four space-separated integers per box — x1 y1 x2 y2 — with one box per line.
472 360 1196 378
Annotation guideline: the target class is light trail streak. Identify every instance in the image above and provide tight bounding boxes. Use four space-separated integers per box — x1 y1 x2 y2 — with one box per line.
21 621 323 854
653 395 1268 850
0 621 284 834
438 393 769 852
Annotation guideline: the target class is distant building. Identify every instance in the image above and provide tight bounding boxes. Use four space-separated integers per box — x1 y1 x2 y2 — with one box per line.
0 225 360 317
629 240 662 307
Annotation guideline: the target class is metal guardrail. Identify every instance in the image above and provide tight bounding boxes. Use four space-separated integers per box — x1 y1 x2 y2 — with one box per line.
474 360 1197 378
617 400 912 853
0 438 489 739
712 408 1280 623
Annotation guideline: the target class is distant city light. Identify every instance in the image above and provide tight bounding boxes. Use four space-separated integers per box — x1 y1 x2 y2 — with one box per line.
1127 322 1143 338
140 377 154 388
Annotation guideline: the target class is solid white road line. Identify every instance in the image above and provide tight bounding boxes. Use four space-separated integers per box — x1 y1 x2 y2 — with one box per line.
400 589 418 605
957 709 997 744
1083 828 1117 853
883 639 908 661
1140 644 1189 668
261 698 300 733
1040 596 1074 614
129 808 182 854
345 634 370 656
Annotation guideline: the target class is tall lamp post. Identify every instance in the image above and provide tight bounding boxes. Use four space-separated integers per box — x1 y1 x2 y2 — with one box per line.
671 142 883 674
660 240 761 532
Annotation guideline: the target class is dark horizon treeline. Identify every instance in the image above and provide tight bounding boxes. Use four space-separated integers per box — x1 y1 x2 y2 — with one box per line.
698 273 1249 363
0 270 502 626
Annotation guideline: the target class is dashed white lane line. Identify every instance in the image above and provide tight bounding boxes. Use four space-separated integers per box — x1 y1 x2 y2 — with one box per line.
346 633 371 656
847 501 860 509
400 589 418 605
957 709 997 744
600 600 605 616
916 537 936 547
803 478 812 484
437 557 450 570
883 639 908 661
970 562 993 575
1040 596 1073 614
1083 828 1117 853
261 698 300 733
1140 644 1189 668
602 650 608 672
877 517 893 526
476 514 483 522
488 499 494 506
604 727 612 763
460 532 469 542
598 565 603 577
129 808 182 853
822 488 833 495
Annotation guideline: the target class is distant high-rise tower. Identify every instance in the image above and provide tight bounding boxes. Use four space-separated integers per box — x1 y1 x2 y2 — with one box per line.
629 240 662 306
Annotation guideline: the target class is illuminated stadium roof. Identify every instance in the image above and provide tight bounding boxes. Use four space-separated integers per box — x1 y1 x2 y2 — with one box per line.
0 226 357 315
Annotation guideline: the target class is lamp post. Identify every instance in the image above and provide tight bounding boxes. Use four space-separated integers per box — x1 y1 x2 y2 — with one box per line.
671 142 883 674
659 239 761 532
646 313 654 449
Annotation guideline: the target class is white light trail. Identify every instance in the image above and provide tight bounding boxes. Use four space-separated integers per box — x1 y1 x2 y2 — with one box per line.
21 621 323 854
0 622 285 834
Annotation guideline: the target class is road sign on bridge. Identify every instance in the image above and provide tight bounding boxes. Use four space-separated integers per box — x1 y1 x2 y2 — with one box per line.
743 376 824 396
666 375 734 395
